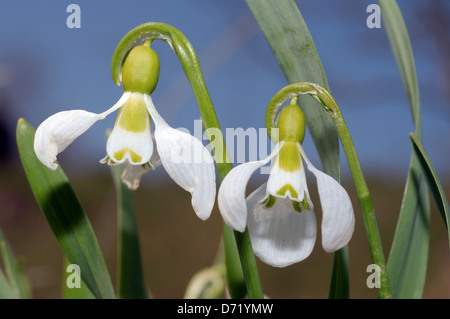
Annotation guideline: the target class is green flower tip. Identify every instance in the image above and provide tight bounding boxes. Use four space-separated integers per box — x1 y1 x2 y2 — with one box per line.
122 45 160 94
277 103 306 143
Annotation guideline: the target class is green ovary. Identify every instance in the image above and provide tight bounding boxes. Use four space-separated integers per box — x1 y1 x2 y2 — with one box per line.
122 45 160 94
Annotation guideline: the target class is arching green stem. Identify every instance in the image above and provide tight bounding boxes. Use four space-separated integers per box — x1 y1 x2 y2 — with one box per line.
266 82 392 299
111 22 263 299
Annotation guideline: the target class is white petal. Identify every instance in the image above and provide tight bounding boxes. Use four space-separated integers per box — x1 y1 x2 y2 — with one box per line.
145 95 216 220
217 145 281 232
247 184 317 267
33 92 130 170
121 162 152 190
299 144 355 252
34 110 103 170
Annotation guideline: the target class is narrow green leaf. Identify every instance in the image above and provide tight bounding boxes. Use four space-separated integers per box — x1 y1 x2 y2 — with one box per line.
379 0 430 298
0 275 14 299
246 0 346 298
410 133 450 248
387 155 429 298
0 267 16 299
223 224 246 299
16 118 115 299
0 228 31 299
328 247 349 299
378 0 421 135
110 164 147 299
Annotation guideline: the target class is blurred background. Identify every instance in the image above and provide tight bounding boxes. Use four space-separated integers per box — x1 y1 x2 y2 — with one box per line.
0 0 449 298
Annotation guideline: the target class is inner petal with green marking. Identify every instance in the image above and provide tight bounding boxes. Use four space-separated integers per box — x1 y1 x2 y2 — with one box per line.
104 93 154 166
266 141 305 201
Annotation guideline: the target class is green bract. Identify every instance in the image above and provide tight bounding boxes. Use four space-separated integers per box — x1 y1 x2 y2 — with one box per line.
122 45 160 94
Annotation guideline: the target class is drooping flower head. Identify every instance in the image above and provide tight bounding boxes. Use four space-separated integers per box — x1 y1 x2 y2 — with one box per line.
218 101 354 267
34 43 216 220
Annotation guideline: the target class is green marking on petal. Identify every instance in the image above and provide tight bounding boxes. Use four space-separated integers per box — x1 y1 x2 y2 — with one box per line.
277 141 301 172
262 195 276 209
114 148 142 163
276 184 299 199
301 195 311 211
116 94 149 133
293 201 302 213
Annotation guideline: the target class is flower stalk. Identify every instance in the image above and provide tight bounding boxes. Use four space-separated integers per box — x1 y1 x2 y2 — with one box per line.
265 82 392 299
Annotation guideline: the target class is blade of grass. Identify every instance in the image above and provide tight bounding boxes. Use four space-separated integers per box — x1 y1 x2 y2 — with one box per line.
0 267 16 299
16 118 115 299
410 133 449 250
0 228 31 299
246 0 346 298
223 224 247 299
110 164 147 299
378 0 421 134
386 156 429 298
328 246 349 299
379 0 430 298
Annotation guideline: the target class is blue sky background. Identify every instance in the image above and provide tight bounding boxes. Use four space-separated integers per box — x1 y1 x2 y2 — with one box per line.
0 0 448 182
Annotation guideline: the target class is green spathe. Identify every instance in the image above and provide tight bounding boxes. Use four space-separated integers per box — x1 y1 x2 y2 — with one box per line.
122 45 160 94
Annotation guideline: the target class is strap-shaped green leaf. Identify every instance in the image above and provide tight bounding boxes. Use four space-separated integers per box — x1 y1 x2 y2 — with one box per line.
0 266 16 299
378 0 421 135
328 247 349 299
379 0 430 298
410 133 449 250
223 224 247 299
110 164 147 299
16 118 115 299
387 155 429 299
0 228 31 298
